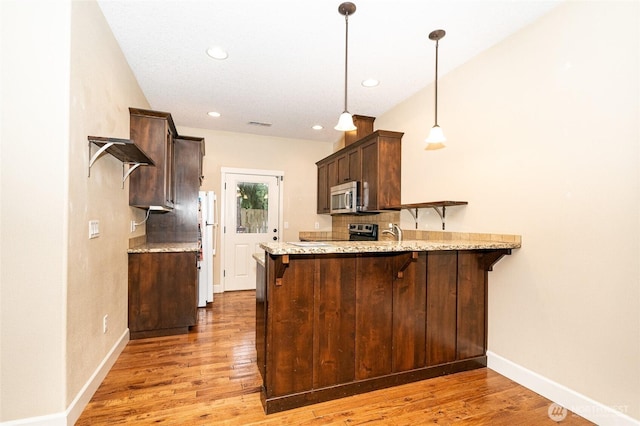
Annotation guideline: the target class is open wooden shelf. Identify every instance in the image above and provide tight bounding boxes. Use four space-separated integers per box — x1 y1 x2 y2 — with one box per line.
88 136 154 187
395 201 468 230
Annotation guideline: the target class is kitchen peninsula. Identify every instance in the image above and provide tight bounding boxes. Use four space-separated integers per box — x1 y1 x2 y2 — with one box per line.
255 235 521 413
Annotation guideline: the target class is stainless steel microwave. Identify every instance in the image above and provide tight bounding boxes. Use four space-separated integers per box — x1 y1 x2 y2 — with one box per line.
330 181 360 214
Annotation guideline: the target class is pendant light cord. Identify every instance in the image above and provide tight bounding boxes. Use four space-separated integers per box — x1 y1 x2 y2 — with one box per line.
343 12 350 113
434 38 439 126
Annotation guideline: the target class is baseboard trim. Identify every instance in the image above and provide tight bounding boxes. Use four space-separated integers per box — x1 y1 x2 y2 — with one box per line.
66 328 129 424
1 329 129 426
213 283 223 294
487 351 639 426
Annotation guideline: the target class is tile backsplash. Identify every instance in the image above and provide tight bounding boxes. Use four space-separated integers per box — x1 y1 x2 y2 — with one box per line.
331 212 401 241
299 213 521 245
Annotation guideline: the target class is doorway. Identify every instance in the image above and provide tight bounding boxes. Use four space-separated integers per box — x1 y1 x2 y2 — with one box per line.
221 168 283 291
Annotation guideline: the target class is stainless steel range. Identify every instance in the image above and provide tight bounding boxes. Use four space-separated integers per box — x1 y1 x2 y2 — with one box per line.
348 223 378 241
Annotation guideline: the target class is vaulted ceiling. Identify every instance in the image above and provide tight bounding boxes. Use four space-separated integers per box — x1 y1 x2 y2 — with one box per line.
98 0 560 143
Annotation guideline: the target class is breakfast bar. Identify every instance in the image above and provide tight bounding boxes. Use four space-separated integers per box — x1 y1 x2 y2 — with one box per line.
256 236 521 414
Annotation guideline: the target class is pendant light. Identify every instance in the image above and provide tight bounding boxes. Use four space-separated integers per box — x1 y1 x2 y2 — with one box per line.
425 29 446 150
335 2 357 131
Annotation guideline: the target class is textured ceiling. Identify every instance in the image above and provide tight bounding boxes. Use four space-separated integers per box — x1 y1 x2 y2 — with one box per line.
98 0 561 143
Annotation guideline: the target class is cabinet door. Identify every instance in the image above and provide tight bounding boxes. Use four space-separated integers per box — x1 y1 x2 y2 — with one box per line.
128 252 197 335
159 252 197 329
266 255 315 397
317 162 329 213
347 149 360 182
165 127 175 207
355 255 393 380
337 154 349 183
375 136 401 209
129 110 177 210
314 255 356 388
456 252 486 360
337 149 361 183
147 137 201 243
327 159 339 190
392 252 427 372
360 140 379 211
360 136 401 211
426 251 458 366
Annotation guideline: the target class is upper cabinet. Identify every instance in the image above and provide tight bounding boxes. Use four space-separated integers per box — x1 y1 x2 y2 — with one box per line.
316 130 403 214
360 131 403 212
146 136 204 243
129 108 178 211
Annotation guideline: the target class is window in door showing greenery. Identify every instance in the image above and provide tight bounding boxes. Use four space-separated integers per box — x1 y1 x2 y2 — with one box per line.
236 182 268 233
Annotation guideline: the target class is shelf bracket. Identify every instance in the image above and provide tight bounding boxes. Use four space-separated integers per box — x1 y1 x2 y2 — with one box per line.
407 208 420 230
406 205 447 230
122 162 143 189
274 254 290 286
396 251 419 278
431 206 447 230
482 249 512 271
88 141 120 177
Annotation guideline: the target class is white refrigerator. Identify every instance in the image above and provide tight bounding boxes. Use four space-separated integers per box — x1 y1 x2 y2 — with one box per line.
198 191 217 307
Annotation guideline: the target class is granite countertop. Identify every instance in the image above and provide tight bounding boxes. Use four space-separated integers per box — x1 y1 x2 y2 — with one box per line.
260 239 521 255
128 242 199 254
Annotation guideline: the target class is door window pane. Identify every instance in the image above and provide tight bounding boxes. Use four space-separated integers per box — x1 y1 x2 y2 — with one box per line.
236 182 268 233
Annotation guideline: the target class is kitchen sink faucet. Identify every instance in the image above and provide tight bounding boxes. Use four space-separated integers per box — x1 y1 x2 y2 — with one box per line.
382 223 403 242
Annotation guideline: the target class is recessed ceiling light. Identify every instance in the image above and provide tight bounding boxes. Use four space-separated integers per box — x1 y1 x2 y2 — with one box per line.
312 125 323 130
207 111 221 118
206 46 228 60
361 78 379 87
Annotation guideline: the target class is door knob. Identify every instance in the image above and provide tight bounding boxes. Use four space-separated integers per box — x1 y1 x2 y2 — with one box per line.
273 236 278 241
273 229 277 232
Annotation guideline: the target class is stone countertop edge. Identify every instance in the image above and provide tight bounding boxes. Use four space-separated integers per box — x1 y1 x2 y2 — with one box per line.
128 242 200 253
260 239 521 255
252 252 265 266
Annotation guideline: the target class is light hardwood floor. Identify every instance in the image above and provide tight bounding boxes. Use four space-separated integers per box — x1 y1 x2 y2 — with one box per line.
77 290 592 425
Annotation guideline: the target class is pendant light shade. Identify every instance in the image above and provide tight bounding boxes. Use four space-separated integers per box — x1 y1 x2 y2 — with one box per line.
335 2 357 132
425 29 446 150
336 112 356 131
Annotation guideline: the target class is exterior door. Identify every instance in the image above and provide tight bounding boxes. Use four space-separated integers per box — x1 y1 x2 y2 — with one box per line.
223 171 281 291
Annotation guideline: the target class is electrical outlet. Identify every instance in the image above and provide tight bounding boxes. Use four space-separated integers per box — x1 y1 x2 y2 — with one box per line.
103 314 108 334
89 220 100 239
130 220 136 233
314 222 320 229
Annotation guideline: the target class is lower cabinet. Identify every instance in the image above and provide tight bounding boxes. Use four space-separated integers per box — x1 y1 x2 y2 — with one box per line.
259 249 509 413
128 251 198 339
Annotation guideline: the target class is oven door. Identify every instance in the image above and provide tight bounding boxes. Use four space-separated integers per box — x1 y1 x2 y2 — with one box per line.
330 181 359 214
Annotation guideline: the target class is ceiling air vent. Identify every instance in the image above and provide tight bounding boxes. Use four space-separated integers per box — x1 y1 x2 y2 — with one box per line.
247 121 272 127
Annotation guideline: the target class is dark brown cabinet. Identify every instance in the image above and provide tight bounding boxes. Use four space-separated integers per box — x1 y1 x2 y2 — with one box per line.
127 108 205 340
337 149 360 183
146 136 204 243
128 251 198 339
316 130 402 214
316 162 329 213
258 248 510 413
129 108 178 210
360 131 402 211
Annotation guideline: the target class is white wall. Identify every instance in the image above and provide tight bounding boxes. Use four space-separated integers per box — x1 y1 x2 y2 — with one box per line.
1 0 71 420
1 0 150 422
67 0 150 412
376 1 639 421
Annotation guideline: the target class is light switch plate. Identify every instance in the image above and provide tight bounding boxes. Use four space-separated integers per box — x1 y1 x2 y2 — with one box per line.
89 220 100 239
